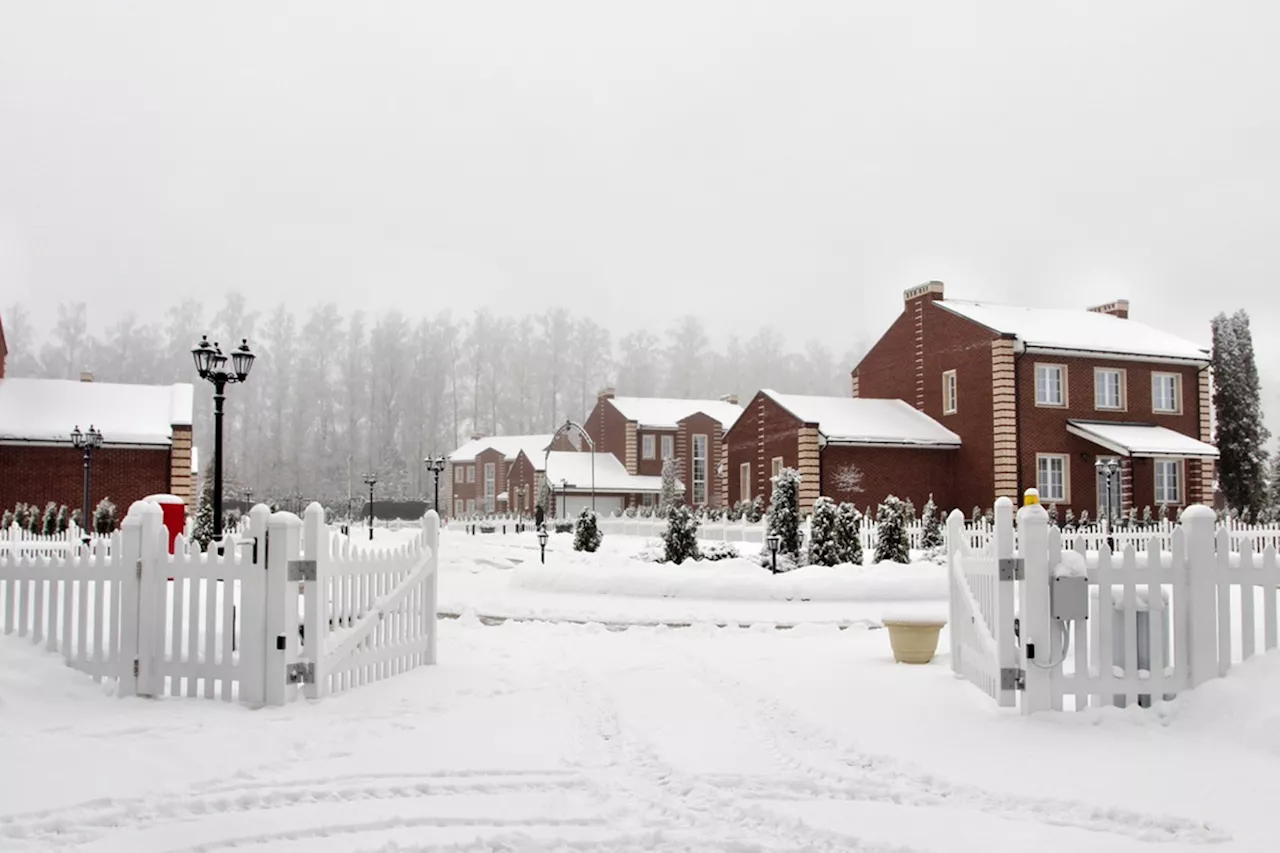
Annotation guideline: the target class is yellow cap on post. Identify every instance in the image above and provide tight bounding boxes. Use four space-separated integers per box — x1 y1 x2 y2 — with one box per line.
1023 488 1040 506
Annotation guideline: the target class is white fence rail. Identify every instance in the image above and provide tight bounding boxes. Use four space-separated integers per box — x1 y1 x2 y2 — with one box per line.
0 525 100 558
0 500 439 708
596 514 981 552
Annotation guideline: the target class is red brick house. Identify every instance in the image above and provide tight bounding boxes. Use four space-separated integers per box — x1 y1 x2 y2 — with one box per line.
584 390 742 509
723 389 960 515
445 433 579 517
852 282 1217 517
507 450 679 519
0 374 196 516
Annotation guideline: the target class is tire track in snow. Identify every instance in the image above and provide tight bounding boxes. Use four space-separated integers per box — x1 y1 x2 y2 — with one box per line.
674 642 1230 845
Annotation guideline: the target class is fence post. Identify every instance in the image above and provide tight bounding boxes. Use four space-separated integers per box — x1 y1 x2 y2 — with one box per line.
264 511 302 707
133 501 166 698
115 502 147 698
1182 505 1218 689
237 504 271 707
425 510 440 665
993 497 1017 707
946 508 965 676
1018 495 1052 715
302 503 327 701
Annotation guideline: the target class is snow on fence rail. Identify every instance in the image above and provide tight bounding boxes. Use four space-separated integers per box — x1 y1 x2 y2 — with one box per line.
0 525 102 557
0 500 439 707
597 514 985 552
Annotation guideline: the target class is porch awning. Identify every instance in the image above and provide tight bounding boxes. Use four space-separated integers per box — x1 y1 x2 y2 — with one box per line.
1066 420 1220 459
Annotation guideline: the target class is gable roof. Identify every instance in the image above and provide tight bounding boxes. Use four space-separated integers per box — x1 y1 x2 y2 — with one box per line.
448 434 554 464
0 378 193 446
535 450 681 494
936 300 1209 362
763 390 960 447
608 396 744 430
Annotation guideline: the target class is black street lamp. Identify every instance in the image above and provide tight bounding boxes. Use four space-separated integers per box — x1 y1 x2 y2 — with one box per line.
424 456 446 515
363 472 377 540
766 533 781 574
191 335 256 539
538 525 549 564
516 485 526 526
70 424 103 541
560 478 569 520
244 487 254 512
1095 457 1121 550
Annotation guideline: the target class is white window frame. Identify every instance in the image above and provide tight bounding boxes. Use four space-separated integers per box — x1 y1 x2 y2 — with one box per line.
466 465 475 484
942 369 957 415
1152 372 1182 414
771 457 784 478
661 435 674 460
454 499 464 517
739 462 751 503
454 465 464 483
484 462 496 513
1094 367 1125 411
1036 453 1069 503
642 492 654 507
642 434 656 460
465 498 475 515
1155 458 1182 504
1035 363 1067 407
691 434 708 505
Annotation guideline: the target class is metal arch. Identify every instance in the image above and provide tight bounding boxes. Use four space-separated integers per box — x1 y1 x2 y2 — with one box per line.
545 419 596 516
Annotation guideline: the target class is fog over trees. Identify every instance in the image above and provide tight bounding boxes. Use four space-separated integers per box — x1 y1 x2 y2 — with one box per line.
4 298 866 504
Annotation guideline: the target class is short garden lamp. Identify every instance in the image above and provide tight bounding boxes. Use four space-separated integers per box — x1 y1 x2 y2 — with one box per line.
363 472 378 541
537 525 549 564
766 533 781 574
71 424 104 542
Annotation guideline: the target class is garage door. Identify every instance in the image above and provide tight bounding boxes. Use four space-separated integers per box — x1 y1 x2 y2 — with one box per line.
561 494 624 518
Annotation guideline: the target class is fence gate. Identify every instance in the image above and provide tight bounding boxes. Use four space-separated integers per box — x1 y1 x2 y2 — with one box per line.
947 497 1019 707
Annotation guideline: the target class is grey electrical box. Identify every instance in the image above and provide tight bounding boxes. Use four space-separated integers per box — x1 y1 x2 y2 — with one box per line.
1052 575 1089 621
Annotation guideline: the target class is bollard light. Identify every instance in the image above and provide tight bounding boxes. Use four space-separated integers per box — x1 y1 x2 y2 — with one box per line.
766 533 780 575
537 525 549 564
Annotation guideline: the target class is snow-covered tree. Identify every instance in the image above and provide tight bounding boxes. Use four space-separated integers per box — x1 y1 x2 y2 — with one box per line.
1 509 13 529
903 498 917 524
1142 505 1153 526
874 496 910 564
56 504 70 533
971 505 981 524
747 495 765 523
1046 503 1058 527
193 469 215 549
660 457 679 512
835 502 864 566
1079 509 1090 527
662 504 700 564
41 501 58 536
1158 503 1169 524
93 498 117 534
829 463 864 497
1213 310 1270 517
538 477 551 514
808 497 842 566
764 467 803 566
920 496 943 549
572 507 602 552
1063 508 1076 531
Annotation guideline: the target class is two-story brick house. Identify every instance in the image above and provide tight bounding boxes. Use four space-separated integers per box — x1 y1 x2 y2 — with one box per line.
584 390 743 509
852 282 1217 517
445 433 562 517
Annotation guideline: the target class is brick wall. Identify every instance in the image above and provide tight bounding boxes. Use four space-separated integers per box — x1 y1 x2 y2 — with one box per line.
820 445 957 514
586 397 631 471
724 391 804 510
678 412 723 507
636 428 675 477
0 443 172 519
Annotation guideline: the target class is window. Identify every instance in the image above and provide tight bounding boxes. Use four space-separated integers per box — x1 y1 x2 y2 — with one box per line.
1036 454 1068 502
691 434 708 505
454 499 464 517
739 463 751 503
1155 459 1182 504
942 370 957 415
1035 364 1066 407
661 435 674 460
642 493 654 507
1152 373 1182 414
771 457 784 478
484 462 496 513
466 465 475 483
1094 368 1125 410
454 465 464 484
642 434 656 459
465 499 475 515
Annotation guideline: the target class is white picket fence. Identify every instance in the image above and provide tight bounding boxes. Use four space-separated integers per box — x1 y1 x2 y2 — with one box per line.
949 498 1280 714
597 514 987 552
0 525 100 558
0 500 439 707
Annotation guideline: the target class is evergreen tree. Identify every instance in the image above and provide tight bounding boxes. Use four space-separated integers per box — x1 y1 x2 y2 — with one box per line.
56 504 70 533
572 507 602 552
193 469 216 549
1046 503 1059 527
1158 503 1169 524
661 503 700 564
1079 509 1090 527
538 478 551 514
1142 505 1153 527
27 505 40 534
920 495 943 549
1266 452 1280 522
971 505 982 524
92 498 118 534
15 502 30 530
874 496 911 564
747 495 765 523
808 496 842 566
1063 508 1076 531
1 509 13 529
41 501 58 536
764 467 803 566
835 502 864 566
659 457 679 511
70 508 82 531
1213 310 1270 517
903 498 917 524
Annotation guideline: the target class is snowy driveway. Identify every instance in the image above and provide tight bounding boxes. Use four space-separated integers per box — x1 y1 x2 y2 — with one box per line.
4 613 1276 852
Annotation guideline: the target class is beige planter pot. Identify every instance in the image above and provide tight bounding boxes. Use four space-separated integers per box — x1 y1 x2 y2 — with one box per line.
882 618 947 665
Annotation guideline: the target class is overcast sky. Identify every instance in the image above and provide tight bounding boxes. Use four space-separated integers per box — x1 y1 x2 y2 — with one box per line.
2 1 1278 399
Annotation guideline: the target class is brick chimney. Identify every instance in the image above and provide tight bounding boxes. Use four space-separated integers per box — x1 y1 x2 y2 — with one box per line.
470 432 484 441
720 393 739 405
1088 299 1129 319
902 281 944 411
597 386 616 400
80 371 94 383
902 280 945 305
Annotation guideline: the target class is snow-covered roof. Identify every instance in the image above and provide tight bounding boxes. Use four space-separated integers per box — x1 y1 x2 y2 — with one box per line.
541 451 682 494
448 434 555 464
1066 420 1220 459
608 396 744 430
936 300 1209 362
0 378 193 446
764 390 961 447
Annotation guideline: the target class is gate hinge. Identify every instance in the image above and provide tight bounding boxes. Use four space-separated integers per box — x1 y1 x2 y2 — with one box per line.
998 557 1024 581
136 558 143 579
286 661 314 684
288 559 317 582
132 658 140 678
1001 667 1025 691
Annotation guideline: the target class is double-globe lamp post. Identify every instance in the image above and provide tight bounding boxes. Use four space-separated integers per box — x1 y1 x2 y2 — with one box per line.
423 456 446 517
191 335 256 539
363 473 378 540
1095 457 1121 551
70 424 103 542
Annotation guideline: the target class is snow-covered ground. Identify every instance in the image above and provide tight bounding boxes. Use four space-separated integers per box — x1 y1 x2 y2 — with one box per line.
3 524 1280 851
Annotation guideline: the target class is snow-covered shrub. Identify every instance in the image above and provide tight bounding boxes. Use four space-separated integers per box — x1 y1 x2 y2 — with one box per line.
1046 503 1059 527
624 505 638 518
93 498 118 535
761 467 803 570
1142 505 1153 526
660 458 679 511
662 504 700 565
874 496 910 564
1158 503 1169 524
920 496 943 550
1 509 13 529
41 501 58 536
193 476 215 549
698 540 739 561
56 504 71 533
747 495 765 524
1079 509 1090 527
903 498 917 524
808 496 842 567
1063 508 1076 531
835 502 863 566
971 505 982 524
573 507 602 552
223 508 243 531
553 521 573 533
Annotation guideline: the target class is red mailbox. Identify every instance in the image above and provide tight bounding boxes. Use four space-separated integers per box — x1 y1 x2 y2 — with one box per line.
145 494 186 554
